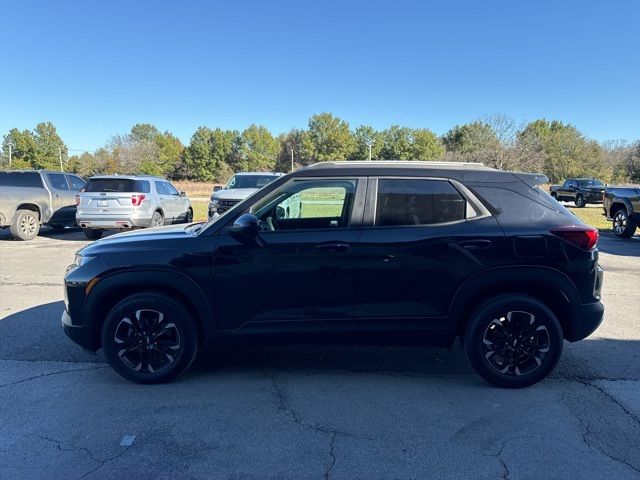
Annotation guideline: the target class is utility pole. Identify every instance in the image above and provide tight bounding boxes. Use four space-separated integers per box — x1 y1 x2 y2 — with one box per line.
367 141 373 161
290 148 294 172
8 143 12 168
59 146 64 172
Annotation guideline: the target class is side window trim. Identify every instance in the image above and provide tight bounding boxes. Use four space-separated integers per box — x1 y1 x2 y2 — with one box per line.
364 176 491 228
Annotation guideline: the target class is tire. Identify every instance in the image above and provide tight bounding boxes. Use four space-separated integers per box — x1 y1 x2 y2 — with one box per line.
10 209 40 241
550 192 557 200
612 209 637 238
83 229 104 240
575 195 585 208
184 208 193 224
152 211 164 227
463 294 563 388
101 292 198 384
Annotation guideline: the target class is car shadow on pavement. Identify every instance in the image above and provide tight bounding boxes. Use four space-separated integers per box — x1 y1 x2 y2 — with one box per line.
597 232 640 257
0 226 116 242
3 301 639 384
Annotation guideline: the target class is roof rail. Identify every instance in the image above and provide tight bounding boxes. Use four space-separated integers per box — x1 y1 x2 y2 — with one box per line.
303 160 489 169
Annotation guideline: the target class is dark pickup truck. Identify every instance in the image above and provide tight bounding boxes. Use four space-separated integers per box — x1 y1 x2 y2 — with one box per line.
550 178 605 207
603 186 640 237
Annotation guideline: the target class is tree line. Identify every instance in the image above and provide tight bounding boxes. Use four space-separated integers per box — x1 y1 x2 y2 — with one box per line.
2 114 639 184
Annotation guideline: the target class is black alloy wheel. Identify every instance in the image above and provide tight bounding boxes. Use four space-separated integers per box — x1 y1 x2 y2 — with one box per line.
464 294 563 388
102 293 198 383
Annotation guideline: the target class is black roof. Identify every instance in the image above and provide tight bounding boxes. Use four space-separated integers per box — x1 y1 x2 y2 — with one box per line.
294 161 545 185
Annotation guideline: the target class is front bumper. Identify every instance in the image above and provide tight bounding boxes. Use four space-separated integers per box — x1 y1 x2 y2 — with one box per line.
62 310 98 352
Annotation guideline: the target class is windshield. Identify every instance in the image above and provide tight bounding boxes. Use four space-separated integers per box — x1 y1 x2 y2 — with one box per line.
577 179 603 187
226 174 279 189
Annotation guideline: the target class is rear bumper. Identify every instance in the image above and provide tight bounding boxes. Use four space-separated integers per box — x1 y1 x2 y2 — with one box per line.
62 310 98 352
564 301 605 342
76 215 154 229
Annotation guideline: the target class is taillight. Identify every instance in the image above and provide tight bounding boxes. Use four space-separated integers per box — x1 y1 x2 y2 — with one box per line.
550 226 599 250
75 195 80 206
131 194 145 206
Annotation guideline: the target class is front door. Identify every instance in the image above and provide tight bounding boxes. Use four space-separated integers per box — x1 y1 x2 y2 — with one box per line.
46 172 77 223
213 177 366 343
353 177 504 343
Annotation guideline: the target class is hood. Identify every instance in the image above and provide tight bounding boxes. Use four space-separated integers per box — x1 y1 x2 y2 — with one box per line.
80 224 191 255
213 188 258 201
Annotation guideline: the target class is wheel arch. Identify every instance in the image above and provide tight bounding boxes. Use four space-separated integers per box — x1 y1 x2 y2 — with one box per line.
83 269 219 350
450 266 580 341
15 203 42 222
610 200 630 216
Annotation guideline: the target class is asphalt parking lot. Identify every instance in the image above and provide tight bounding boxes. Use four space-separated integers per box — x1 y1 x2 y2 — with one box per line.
0 227 639 479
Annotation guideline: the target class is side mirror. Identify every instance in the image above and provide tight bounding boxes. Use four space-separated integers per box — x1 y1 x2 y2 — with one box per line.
228 213 260 238
180 191 187 197
213 185 223 192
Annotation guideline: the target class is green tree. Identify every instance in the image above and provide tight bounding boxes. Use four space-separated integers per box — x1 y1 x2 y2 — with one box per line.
238 125 279 171
276 129 305 172
183 127 214 180
350 125 383 160
32 122 68 170
301 113 355 162
66 152 98 177
442 121 500 154
130 123 160 143
2 128 36 169
519 119 609 183
410 128 445 160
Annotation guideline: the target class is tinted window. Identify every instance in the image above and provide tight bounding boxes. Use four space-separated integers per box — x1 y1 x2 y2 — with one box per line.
164 182 179 195
47 173 69 190
375 179 466 226
227 174 280 189
0 172 43 188
155 181 167 195
85 178 150 193
577 179 603 187
66 175 85 191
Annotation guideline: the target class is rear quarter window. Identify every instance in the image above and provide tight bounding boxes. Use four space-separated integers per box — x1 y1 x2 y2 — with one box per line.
0 172 44 188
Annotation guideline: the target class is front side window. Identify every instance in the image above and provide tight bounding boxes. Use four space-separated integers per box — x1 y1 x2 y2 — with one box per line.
375 179 466 227
254 179 357 231
154 181 168 195
577 179 603 187
47 173 69 191
164 182 179 195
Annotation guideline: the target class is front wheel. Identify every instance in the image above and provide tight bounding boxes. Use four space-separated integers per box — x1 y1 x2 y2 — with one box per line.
101 293 198 384
152 211 164 228
612 209 637 238
464 294 563 388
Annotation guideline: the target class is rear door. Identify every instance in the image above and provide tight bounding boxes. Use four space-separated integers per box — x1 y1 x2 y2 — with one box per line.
353 177 504 343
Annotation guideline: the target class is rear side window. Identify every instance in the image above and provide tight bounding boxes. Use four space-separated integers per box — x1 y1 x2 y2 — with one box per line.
66 175 85 191
375 179 466 227
84 178 150 193
0 172 43 188
47 173 69 190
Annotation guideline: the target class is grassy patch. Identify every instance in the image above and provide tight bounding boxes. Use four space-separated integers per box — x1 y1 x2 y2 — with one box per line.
567 206 610 231
191 201 209 222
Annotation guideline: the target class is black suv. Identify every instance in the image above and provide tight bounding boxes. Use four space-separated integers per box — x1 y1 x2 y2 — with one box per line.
63 162 604 388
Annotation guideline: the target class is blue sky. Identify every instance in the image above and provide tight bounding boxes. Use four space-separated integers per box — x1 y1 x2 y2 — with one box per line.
1 0 638 152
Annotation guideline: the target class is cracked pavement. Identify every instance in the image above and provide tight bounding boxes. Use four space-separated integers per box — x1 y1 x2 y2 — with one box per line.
0 227 639 479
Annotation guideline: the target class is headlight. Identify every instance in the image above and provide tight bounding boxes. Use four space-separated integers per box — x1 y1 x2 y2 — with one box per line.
74 254 95 267
210 198 219 206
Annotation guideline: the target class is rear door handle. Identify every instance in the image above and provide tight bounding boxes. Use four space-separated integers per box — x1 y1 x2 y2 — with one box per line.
457 239 492 250
316 243 350 252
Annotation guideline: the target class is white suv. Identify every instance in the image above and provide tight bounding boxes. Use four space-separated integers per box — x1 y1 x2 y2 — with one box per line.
76 175 192 240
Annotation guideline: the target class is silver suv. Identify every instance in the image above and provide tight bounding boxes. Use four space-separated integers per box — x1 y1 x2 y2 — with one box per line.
76 175 192 240
208 172 283 220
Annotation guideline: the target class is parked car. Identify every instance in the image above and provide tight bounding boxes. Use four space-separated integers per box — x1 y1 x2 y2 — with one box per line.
549 178 605 207
208 172 284 219
63 161 604 388
0 170 85 240
603 185 640 237
76 175 192 240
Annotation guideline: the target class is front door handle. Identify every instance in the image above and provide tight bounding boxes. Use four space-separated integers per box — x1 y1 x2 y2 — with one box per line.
316 243 350 252
457 239 492 251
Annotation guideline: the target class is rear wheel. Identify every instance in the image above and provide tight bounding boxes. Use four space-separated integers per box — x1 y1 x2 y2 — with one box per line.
612 209 637 238
10 209 40 241
101 293 198 384
575 195 585 208
464 294 563 388
184 208 193 224
152 211 164 227
83 229 104 240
